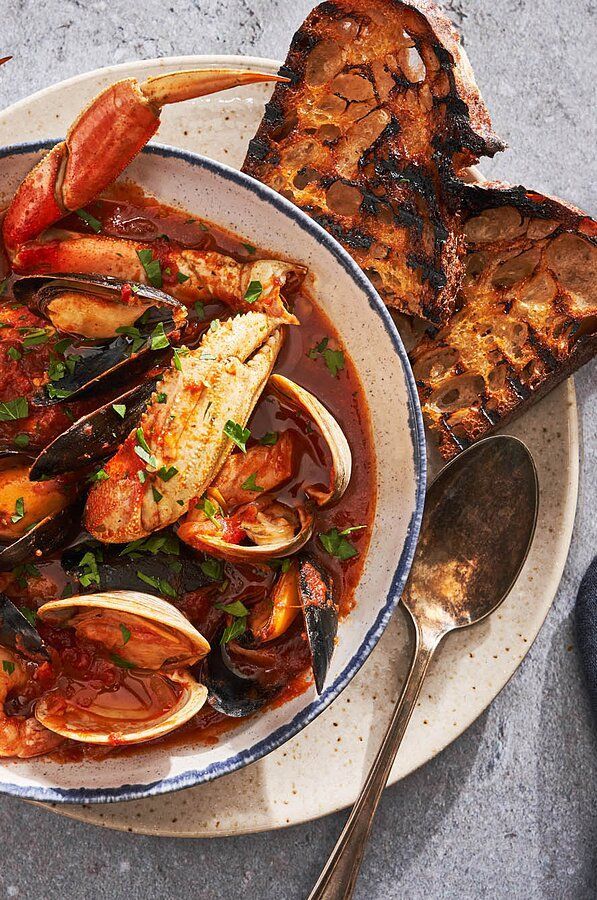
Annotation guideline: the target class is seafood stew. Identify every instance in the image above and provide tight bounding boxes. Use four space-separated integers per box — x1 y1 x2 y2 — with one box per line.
0 68 376 762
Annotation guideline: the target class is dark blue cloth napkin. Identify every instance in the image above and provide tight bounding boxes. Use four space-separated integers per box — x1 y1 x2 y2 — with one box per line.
575 555 597 714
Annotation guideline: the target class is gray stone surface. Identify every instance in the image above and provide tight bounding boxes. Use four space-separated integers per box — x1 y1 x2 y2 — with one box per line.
0 1 595 898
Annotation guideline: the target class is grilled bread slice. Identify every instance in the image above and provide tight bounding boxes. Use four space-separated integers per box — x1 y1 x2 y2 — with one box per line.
410 183 597 459
242 0 504 325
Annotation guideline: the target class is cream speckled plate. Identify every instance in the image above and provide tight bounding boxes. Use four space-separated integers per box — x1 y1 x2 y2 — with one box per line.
0 55 578 836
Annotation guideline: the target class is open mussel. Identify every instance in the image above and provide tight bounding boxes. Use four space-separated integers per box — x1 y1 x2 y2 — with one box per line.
30 378 157 480
268 374 352 507
0 591 48 659
0 452 81 568
13 274 186 406
35 591 210 745
204 554 337 716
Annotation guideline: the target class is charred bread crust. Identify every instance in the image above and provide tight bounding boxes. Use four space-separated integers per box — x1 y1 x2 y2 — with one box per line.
410 182 597 458
242 0 504 325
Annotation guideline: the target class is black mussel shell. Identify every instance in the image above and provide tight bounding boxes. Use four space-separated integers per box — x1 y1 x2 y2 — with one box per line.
0 500 82 570
13 273 185 331
32 304 176 407
30 379 158 480
0 592 48 660
61 537 214 596
298 555 337 694
203 641 277 718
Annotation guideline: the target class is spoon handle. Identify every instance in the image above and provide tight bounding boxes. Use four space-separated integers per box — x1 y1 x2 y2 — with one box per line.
307 621 443 900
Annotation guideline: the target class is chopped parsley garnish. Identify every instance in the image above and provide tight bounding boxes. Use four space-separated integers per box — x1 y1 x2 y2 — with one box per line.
217 600 249 617
12 564 40 590
193 300 205 320
110 653 135 669
156 392 167 404
18 605 37 626
208 319 220 333
88 468 109 483
2 660 15 675
244 279 263 304
78 550 101 587
0 397 28 422
134 427 157 469
21 327 52 349
136 570 176 598
172 346 190 371
76 208 102 233
242 243 256 254
10 497 25 525
151 486 163 504
176 271 190 284
137 470 147 483
150 322 170 351
220 615 247 645
319 526 365 560
120 532 180 558
308 336 345 377
115 324 145 355
119 624 131 645
268 558 292 574
200 497 221 528
46 384 73 400
137 248 162 289
224 420 250 453
112 403 126 418
241 473 264 493
13 433 29 449
7 347 21 361
259 431 278 446
157 465 178 482
200 556 223 582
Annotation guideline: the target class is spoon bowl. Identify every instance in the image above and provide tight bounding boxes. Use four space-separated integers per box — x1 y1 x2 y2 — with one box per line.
404 435 539 633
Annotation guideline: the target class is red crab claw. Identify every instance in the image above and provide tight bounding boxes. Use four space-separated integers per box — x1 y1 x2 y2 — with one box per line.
2 69 286 257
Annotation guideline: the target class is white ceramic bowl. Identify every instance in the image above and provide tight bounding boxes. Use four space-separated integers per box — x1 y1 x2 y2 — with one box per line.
0 141 426 803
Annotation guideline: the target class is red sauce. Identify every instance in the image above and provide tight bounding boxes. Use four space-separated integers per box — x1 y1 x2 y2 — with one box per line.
0 184 377 760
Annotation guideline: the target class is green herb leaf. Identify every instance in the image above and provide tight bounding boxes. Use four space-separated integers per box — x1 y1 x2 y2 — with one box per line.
244 279 263 304
216 600 249 617
7 346 21 361
136 248 162 288
78 550 101 587
0 397 28 422
200 497 221 528
19 605 38 626
267 558 292 573
76 208 102 233
150 321 170 351
112 403 126 418
176 271 190 284
137 470 147 483
319 527 359 560
151 486 163 503
193 300 205 320
200 556 223 582
13 433 29 449
2 660 15 675
10 497 24 524
157 465 178 482
339 525 367 536
156 392 167 404
134 427 157 468
119 623 131 645
136 570 176 597
220 616 247 645
88 468 109 483
120 533 180 558
323 347 345 378
110 653 135 669
259 431 278 446
46 384 73 400
242 242 256 254
308 336 329 359
21 327 51 349
172 346 190 371
241 473 264 493
224 420 250 453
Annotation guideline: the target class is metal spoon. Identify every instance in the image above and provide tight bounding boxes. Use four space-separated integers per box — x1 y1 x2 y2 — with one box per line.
308 435 538 900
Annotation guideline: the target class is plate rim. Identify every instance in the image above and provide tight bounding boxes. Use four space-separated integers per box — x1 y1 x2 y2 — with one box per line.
0 139 427 805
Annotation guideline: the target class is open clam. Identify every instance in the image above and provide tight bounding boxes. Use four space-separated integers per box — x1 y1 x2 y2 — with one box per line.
13 274 186 406
35 591 210 745
268 374 352 507
0 452 80 568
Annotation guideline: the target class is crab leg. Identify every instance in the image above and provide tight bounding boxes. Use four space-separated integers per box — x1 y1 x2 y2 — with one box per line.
2 69 286 257
84 310 294 543
12 232 305 316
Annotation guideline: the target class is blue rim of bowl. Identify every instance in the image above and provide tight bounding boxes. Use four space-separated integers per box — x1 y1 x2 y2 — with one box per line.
0 140 427 804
